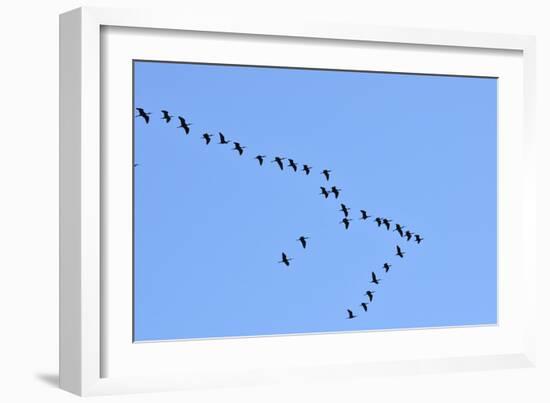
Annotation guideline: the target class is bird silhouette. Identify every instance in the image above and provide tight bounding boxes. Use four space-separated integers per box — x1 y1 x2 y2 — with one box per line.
297 236 309 249
375 217 383 227
360 210 371 220
383 263 392 273
364 290 375 302
160 110 173 123
331 186 341 199
383 218 392 230
232 142 246 155
347 309 357 319
135 108 151 123
394 223 405 237
396 245 405 258
218 132 230 144
202 133 212 144
321 169 331 181
320 186 330 199
340 204 350 217
360 302 369 312
405 230 414 241
302 164 312 175
255 155 267 166
340 217 352 229
414 234 424 244
133 163 140 167
370 272 381 285
272 157 285 170
278 252 293 266
177 116 191 134
287 159 298 172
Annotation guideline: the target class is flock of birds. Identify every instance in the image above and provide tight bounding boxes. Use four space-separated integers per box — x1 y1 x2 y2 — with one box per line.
136 107 425 320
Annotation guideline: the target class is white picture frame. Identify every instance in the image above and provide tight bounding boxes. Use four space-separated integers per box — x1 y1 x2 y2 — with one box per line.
60 6 537 396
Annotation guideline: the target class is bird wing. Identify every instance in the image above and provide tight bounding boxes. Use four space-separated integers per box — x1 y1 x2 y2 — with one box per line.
144 115 149 124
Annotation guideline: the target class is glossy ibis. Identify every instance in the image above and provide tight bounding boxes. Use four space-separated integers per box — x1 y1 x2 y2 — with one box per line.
232 142 246 155
297 236 309 249
177 116 191 134
255 155 267 166
340 203 350 217
272 157 285 170
278 252 293 266
135 108 151 123
364 290 375 302
340 217 352 230
218 132 230 144
396 245 405 258
160 110 173 123
360 210 371 220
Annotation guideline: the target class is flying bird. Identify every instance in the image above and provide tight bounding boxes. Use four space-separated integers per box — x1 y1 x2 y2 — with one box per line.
364 290 375 302
370 272 381 285
414 234 424 244
302 164 312 175
320 187 330 199
375 217 383 227
255 155 267 166
394 223 405 237
360 302 369 312
272 157 285 170
278 252 293 266
218 132 230 144
405 230 414 241
383 218 392 230
331 186 341 199
383 263 392 273
232 142 246 155
177 116 191 134
321 169 331 181
340 217 352 230
160 110 172 123
297 236 309 249
360 210 371 220
340 204 350 217
133 163 140 167
202 133 212 144
287 159 298 172
396 245 405 258
135 108 151 123
347 309 357 319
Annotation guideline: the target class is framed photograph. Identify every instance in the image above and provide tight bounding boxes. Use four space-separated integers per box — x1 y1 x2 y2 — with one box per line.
60 6 537 396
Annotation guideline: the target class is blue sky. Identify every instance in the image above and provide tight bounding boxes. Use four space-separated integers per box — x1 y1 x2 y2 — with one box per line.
133 61 497 341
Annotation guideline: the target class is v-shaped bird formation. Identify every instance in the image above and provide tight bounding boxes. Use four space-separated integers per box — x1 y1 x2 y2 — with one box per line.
136 107 425 320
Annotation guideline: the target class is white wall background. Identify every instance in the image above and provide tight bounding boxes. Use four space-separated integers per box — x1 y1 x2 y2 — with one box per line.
0 0 548 401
